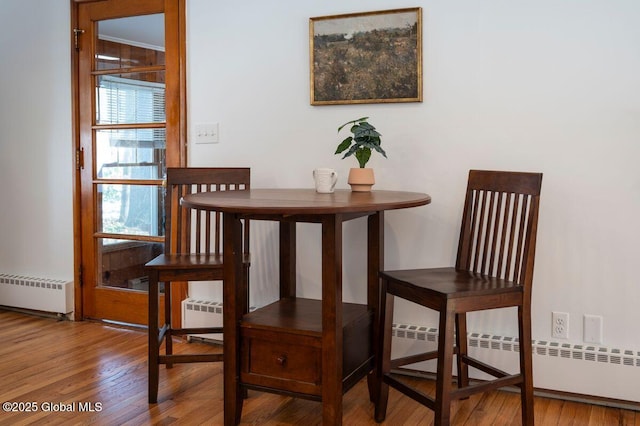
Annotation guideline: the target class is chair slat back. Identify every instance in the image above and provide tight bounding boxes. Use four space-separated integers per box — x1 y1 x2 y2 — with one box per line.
456 170 542 286
164 168 250 256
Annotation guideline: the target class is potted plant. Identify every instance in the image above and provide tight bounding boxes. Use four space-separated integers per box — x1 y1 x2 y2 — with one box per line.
335 116 386 191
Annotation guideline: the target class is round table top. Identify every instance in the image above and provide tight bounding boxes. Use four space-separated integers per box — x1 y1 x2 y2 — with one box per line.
181 188 431 215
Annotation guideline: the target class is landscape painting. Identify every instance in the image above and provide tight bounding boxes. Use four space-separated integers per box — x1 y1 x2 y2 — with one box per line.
310 8 422 105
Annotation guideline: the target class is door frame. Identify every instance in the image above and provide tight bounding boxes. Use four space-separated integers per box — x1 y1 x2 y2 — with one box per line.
70 0 187 323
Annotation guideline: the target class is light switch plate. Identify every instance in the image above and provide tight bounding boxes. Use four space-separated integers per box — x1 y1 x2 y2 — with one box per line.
194 122 219 144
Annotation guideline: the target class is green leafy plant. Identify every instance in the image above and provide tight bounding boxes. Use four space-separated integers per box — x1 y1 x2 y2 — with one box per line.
335 117 386 168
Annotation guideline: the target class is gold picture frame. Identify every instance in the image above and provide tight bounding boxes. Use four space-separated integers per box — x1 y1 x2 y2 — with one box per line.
309 7 422 105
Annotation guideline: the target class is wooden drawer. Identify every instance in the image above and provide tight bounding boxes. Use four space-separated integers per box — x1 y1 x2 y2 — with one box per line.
240 298 372 398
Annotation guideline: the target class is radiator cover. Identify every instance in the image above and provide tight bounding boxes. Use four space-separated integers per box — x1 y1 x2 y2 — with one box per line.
0 274 73 316
182 298 224 341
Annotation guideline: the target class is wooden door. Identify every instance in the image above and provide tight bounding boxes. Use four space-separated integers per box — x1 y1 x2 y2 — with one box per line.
73 0 185 325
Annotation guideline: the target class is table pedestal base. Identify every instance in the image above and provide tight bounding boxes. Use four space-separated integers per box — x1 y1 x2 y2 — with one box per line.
240 298 373 399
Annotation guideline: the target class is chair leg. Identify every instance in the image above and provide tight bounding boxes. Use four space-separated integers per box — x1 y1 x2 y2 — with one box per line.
148 271 160 404
374 279 394 423
164 281 173 369
455 313 469 393
434 306 456 426
242 266 250 400
519 304 535 426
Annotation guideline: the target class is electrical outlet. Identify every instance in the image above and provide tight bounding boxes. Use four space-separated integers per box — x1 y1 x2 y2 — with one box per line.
552 311 569 339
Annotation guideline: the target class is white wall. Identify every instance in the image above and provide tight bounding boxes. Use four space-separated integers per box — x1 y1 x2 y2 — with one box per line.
1 0 639 402
187 0 640 400
0 0 74 281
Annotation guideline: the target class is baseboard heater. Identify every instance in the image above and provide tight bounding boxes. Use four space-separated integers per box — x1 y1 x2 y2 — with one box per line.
393 323 640 367
182 298 256 342
182 298 224 341
0 274 73 318
393 322 640 408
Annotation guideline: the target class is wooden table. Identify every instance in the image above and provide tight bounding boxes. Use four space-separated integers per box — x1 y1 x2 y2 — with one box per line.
181 189 431 425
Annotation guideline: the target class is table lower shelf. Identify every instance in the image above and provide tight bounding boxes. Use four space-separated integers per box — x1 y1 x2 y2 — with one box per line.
240 297 373 399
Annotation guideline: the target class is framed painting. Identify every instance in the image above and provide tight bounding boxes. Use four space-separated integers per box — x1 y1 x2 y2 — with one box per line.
310 7 422 105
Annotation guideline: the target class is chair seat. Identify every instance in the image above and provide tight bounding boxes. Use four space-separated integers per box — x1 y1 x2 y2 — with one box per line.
373 170 541 425
145 253 250 270
381 267 522 299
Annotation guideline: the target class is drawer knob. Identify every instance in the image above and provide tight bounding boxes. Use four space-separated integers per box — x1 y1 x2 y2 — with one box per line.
276 354 287 366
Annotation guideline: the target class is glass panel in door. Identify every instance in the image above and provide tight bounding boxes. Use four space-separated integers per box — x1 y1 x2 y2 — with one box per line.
94 15 166 294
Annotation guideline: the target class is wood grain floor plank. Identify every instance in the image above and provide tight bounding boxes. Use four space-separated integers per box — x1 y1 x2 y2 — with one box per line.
0 309 637 425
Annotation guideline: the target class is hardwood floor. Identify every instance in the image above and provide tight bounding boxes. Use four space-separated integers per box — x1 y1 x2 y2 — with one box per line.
0 309 637 425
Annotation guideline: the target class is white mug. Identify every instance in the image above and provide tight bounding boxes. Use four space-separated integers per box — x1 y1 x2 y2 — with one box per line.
313 168 338 193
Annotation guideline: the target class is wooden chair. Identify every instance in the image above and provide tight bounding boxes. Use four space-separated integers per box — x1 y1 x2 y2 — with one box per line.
373 170 542 425
145 167 250 404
